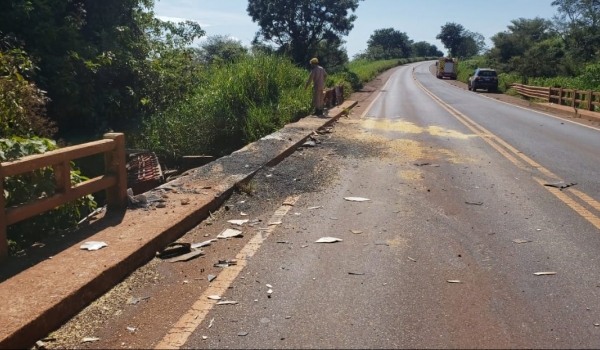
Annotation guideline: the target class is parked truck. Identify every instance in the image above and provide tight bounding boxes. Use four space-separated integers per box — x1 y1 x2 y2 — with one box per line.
436 57 458 79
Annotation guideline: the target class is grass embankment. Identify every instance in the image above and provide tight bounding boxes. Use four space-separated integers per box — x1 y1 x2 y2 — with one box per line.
132 55 436 163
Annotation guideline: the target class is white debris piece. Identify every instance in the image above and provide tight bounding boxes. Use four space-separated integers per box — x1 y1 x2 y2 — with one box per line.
80 241 108 251
82 337 100 343
207 295 222 300
228 219 249 226
344 197 371 202
217 229 243 239
315 237 343 243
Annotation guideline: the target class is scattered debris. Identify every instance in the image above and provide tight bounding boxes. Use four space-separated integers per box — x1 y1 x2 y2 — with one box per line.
180 198 191 205
447 280 461 283
81 337 100 343
283 198 296 206
156 242 191 259
208 274 217 282
128 297 140 305
207 295 222 300
414 162 430 166
344 197 371 202
534 271 556 276
350 230 363 234
315 237 343 243
465 201 483 206
302 140 317 148
512 239 532 244
202 336 208 340
208 318 215 329
268 221 283 226
238 331 249 336
276 241 289 244
374 240 389 246
80 241 108 251
217 229 243 239
216 301 238 305
348 272 365 275
35 340 46 349
240 212 249 216
31 242 45 248
267 289 273 294
308 206 323 210
301 245 308 248
228 219 249 226
126 327 136 332
544 182 577 190
408 257 417 262
214 259 237 268
191 239 217 249
168 250 205 263
330 217 338 220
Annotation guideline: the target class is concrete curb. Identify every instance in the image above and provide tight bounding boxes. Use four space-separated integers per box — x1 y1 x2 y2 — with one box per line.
0 101 357 349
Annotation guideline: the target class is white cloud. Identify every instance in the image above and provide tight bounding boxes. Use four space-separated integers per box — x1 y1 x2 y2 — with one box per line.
156 15 211 27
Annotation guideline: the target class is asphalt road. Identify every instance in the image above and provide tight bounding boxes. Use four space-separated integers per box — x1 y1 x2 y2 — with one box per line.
48 62 600 349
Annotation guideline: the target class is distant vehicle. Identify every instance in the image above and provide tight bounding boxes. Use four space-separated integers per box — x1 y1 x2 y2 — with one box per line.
468 68 499 92
436 57 458 80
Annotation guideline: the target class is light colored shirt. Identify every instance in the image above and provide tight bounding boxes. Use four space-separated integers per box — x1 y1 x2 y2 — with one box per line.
307 65 327 90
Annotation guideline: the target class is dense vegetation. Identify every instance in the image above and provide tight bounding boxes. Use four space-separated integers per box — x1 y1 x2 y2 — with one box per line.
0 0 434 254
437 0 600 96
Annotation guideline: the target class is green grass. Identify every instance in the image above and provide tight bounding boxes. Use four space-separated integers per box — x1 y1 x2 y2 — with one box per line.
130 55 438 163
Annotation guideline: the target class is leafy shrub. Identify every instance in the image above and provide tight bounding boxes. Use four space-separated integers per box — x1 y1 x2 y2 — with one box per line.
1 137 97 254
0 48 57 138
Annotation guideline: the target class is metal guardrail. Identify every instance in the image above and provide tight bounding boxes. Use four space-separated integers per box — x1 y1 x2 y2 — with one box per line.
0 133 127 260
511 83 600 111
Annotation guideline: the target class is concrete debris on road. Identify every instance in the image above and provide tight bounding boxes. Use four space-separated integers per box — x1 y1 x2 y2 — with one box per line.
374 240 389 246
344 197 371 202
465 201 483 206
267 289 273 294
315 237 343 243
208 274 217 282
216 301 238 305
414 162 430 166
180 198 190 205
544 182 577 190
408 257 417 262
269 221 283 226
350 230 363 234
126 327 136 332
207 295 222 300
214 259 237 268
238 331 249 336
266 284 273 288
534 272 557 276
81 337 100 343
167 250 205 263
302 140 317 147
191 239 217 249
447 280 461 283
208 318 215 329
217 228 243 239
240 212 249 216
156 242 191 259
80 241 108 251
308 206 323 210
348 272 365 275
512 239 532 244
228 219 249 226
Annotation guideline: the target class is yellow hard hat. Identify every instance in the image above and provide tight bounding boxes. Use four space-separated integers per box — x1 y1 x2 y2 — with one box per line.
310 58 319 64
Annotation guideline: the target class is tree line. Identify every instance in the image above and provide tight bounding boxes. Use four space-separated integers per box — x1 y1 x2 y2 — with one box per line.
435 0 600 86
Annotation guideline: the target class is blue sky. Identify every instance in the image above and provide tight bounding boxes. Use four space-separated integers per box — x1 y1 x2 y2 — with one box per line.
154 0 559 58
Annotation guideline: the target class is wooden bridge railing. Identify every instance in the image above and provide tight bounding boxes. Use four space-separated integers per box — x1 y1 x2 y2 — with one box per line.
511 83 600 112
0 133 127 260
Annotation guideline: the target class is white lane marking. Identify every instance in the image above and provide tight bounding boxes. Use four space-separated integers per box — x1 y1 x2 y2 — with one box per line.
155 195 301 349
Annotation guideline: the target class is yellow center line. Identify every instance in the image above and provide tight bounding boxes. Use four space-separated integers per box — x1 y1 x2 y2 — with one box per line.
155 195 301 349
412 72 600 231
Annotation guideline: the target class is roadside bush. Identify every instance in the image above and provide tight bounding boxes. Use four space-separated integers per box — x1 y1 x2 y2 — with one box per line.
0 48 57 138
132 54 311 162
1 137 97 255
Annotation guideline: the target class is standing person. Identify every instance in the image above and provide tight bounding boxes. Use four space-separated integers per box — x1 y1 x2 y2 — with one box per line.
304 58 328 116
